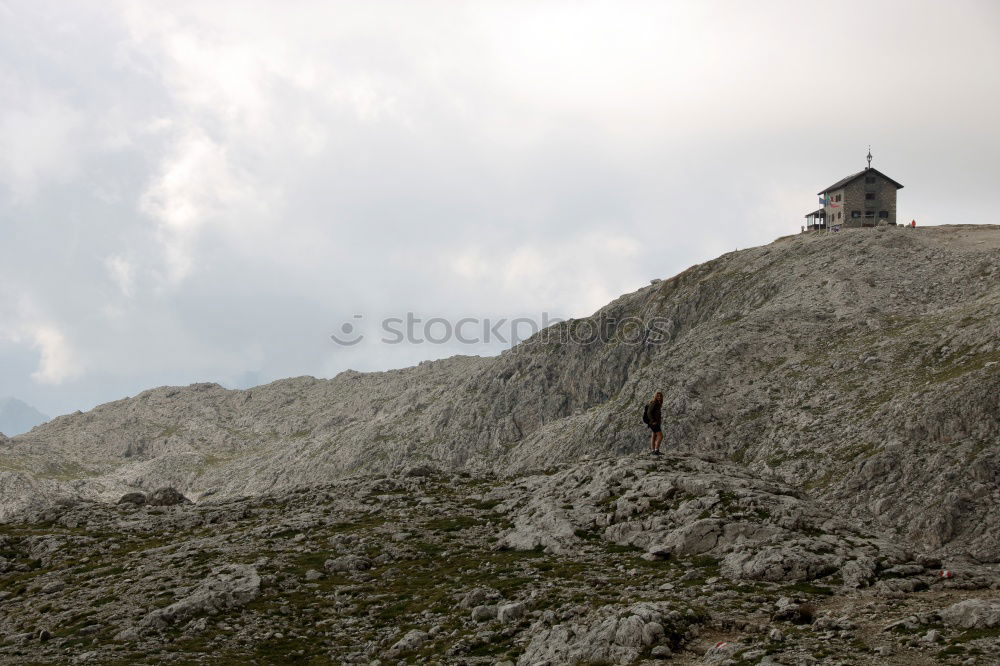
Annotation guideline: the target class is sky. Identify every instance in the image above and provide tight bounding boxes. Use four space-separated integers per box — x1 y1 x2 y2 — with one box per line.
1 0 998 419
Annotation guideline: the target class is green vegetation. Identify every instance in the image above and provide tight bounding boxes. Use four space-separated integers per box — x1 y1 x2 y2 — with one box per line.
423 516 482 532
831 442 881 461
922 349 1000 384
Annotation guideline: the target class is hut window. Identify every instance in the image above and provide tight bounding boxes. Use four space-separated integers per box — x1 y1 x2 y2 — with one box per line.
878 210 889 219
851 210 861 218
865 176 876 184
865 193 875 200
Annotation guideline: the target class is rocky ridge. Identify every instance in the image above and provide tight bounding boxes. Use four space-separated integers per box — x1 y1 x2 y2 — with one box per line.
1 225 998 557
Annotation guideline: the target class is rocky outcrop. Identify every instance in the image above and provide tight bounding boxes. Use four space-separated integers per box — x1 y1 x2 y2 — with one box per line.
517 602 698 665
720 542 837 583
147 487 190 507
492 455 911 584
138 564 260 633
117 492 146 506
939 599 1000 629
1 225 998 560
324 555 371 572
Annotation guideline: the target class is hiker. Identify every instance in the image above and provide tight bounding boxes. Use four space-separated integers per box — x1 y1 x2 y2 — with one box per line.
643 391 664 455
911 219 916 228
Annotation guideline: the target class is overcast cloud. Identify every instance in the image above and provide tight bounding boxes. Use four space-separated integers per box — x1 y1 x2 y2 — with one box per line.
1 0 998 418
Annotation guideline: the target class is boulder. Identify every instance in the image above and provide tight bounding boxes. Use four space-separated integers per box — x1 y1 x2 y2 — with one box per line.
141 564 259 632
117 492 147 506
938 599 1000 629
497 504 577 555
517 602 697 665
471 605 497 622
883 564 925 577
721 544 836 582
841 556 877 588
772 598 815 625
113 628 140 642
324 555 372 572
647 519 723 557
497 602 526 623
404 464 438 478
883 615 921 632
459 587 496 609
388 629 428 655
147 487 191 507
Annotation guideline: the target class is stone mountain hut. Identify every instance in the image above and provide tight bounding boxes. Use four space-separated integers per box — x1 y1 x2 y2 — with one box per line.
804 150 903 231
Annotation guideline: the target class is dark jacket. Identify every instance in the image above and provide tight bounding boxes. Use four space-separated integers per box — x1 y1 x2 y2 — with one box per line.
647 399 662 426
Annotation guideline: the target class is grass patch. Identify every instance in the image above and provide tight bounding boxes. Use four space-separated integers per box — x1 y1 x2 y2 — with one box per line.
424 516 482 533
951 626 1000 643
832 442 881 461
923 349 1000 384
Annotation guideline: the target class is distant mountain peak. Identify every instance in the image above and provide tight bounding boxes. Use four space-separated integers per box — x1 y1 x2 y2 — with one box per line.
0 397 49 436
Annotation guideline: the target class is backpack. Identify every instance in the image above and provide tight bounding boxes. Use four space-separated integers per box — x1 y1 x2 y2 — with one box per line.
641 404 650 425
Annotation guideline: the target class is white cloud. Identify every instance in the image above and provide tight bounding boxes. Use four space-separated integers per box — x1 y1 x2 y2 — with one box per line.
0 83 83 203
139 127 255 284
449 232 642 317
0 291 84 386
29 325 83 385
104 254 136 297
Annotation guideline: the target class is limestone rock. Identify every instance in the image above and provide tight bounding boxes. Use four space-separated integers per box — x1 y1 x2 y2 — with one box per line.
721 544 836 583
117 492 147 506
388 629 428 656
324 555 372 572
459 587 497 609
141 564 260 631
497 602 526 623
841 556 877 588
147 487 190 507
647 519 723 557
517 602 696 665
471 605 496 622
40 580 65 594
939 599 1000 629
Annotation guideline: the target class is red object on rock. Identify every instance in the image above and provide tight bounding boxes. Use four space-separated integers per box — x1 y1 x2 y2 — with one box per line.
939 570 953 578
